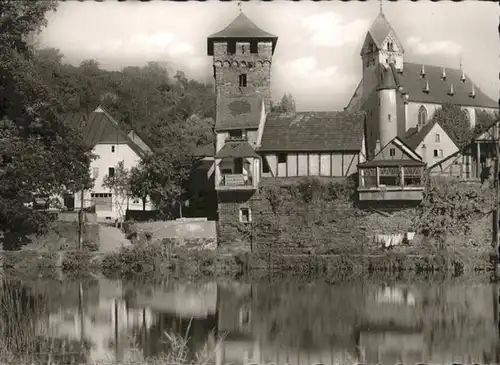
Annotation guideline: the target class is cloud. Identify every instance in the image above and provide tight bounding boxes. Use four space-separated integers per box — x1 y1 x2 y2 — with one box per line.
301 12 369 48
281 57 348 88
407 36 462 56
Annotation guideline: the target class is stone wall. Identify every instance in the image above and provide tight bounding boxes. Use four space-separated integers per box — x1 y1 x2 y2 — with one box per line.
213 41 273 112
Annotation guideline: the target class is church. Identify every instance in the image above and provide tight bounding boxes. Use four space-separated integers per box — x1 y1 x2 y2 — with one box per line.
200 8 498 236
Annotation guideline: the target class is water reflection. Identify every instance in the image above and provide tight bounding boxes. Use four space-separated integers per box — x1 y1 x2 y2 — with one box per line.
0 278 498 364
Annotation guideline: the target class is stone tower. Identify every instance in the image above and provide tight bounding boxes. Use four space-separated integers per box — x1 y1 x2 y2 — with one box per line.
207 12 278 113
377 64 399 149
360 10 404 101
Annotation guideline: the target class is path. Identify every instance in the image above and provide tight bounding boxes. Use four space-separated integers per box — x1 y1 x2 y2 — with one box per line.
98 224 132 253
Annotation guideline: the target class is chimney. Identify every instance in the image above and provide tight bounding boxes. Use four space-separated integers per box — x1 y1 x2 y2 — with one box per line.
448 83 455 96
441 68 447 81
469 83 476 98
460 70 466 83
420 65 426 78
423 80 430 94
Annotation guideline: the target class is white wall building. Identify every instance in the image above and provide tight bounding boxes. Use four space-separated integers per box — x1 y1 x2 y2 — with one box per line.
68 106 154 221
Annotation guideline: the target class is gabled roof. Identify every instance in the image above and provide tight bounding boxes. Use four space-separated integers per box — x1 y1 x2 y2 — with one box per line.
403 120 439 150
366 12 403 52
359 137 424 167
216 92 263 131
208 12 277 39
428 118 500 171
259 111 365 152
399 63 498 108
65 106 150 158
207 12 278 55
215 139 259 159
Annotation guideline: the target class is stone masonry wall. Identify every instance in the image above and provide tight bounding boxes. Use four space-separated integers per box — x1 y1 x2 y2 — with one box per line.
234 178 419 254
213 41 273 112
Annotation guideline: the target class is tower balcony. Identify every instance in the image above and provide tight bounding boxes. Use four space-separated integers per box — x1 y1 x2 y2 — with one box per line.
215 139 260 192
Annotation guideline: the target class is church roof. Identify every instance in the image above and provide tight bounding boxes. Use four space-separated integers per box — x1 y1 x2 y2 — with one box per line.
367 12 403 52
215 92 263 131
207 12 278 55
400 62 498 108
215 139 259 159
259 111 365 152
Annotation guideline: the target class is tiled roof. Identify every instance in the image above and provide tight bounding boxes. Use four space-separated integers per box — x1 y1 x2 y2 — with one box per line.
215 139 259 158
367 12 402 52
207 12 278 56
208 12 277 39
215 93 263 131
400 62 498 108
403 120 437 150
259 111 365 152
65 107 149 158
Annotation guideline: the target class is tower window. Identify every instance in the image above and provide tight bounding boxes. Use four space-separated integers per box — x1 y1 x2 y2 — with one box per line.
239 74 247 87
239 207 251 223
388 114 391 123
111 145 115 153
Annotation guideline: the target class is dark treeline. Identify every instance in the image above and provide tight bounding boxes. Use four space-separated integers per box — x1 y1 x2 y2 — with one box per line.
0 0 216 246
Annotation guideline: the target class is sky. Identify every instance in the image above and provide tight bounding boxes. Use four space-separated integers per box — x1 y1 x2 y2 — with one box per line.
39 0 499 111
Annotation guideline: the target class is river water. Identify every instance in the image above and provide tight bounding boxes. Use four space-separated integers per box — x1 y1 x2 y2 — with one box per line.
0 277 498 364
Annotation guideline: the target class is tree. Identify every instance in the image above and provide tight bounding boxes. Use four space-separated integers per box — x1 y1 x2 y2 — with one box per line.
129 150 197 218
0 1 93 247
129 164 152 211
431 102 475 148
102 161 130 223
271 93 296 113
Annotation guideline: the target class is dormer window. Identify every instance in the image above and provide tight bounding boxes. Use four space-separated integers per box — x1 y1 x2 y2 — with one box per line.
239 74 247 87
229 129 243 138
387 42 394 51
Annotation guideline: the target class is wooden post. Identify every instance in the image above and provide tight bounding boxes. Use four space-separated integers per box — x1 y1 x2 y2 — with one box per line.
495 123 500 267
376 167 380 187
78 188 84 250
400 166 405 188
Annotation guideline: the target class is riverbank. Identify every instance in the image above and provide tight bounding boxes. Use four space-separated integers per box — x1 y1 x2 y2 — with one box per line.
0 242 495 282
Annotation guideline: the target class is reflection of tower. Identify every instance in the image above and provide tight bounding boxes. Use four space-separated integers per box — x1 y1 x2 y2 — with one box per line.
215 283 259 365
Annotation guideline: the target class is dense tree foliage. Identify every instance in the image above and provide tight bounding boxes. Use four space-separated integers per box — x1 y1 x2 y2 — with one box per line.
271 93 296 113
432 102 499 148
33 47 216 213
0 0 93 245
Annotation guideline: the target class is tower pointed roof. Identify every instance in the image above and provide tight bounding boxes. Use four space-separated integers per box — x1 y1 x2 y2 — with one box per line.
367 12 404 53
207 12 278 55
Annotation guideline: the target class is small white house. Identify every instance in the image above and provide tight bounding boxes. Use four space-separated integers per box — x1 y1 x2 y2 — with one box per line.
67 106 154 221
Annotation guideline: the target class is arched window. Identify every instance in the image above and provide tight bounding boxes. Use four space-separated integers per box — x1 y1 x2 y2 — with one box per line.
418 106 428 126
